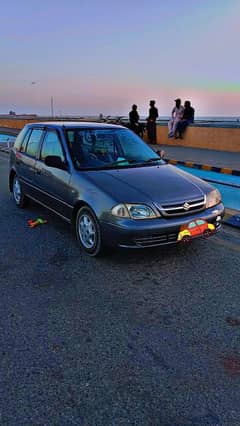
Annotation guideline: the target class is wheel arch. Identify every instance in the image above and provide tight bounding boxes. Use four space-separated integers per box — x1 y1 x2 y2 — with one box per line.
71 200 93 226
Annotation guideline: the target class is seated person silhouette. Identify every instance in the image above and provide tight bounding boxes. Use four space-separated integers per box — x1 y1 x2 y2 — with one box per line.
91 140 115 163
70 133 105 168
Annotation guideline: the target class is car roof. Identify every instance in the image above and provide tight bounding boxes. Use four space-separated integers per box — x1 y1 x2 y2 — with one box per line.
26 121 124 130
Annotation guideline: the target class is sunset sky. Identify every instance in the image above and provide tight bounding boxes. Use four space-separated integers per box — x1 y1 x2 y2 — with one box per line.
1 0 239 117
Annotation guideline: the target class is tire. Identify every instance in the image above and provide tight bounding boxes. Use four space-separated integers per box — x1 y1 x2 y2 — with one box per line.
75 206 103 257
12 175 27 208
203 229 212 238
182 235 191 243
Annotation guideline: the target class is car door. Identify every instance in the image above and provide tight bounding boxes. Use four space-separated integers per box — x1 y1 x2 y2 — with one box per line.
16 128 44 199
196 219 208 233
34 129 72 220
187 221 200 236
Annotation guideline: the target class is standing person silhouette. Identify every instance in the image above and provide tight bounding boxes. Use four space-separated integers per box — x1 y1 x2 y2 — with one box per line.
129 104 140 135
147 100 158 144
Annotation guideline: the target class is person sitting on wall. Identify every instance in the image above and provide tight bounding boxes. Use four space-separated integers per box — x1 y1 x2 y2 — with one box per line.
176 100 195 139
168 98 184 138
129 104 140 135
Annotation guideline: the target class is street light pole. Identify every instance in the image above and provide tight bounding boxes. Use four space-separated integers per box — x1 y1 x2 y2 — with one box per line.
51 96 54 117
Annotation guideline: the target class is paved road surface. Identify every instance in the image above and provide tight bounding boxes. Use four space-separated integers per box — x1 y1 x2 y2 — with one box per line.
1 152 240 425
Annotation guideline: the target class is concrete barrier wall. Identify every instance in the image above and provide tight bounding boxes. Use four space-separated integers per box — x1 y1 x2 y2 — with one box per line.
0 118 53 130
0 117 240 153
154 125 240 153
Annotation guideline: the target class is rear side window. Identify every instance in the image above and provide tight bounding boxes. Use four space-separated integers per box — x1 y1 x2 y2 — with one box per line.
13 127 30 151
20 129 31 152
25 129 43 158
40 131 65 162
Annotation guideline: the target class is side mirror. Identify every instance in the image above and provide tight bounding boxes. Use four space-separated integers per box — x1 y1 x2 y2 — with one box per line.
45 155 66 169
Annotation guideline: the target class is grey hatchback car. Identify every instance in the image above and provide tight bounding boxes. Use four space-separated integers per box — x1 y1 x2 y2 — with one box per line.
9 122 224 256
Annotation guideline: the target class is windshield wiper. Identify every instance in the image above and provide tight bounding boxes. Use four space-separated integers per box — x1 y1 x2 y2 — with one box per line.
94 158 162 170
109 159 130 166
144 157 161 163
99 159 141 168
78 158 149 171
81 159 131 170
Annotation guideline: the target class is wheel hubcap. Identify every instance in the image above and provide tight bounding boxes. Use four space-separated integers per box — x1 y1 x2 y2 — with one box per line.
13 178 21 203
78 214 96 249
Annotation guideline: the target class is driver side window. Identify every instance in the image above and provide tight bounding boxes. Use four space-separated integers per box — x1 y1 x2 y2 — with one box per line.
40 131 65 162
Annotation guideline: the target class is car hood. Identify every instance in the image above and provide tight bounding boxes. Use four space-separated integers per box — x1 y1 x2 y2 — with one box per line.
85 164 212 204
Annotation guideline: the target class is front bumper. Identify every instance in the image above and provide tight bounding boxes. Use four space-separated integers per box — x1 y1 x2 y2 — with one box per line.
101 203 225 248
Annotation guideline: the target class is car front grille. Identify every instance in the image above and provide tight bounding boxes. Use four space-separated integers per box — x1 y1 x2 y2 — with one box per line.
159 196 206 217
134 233 178 248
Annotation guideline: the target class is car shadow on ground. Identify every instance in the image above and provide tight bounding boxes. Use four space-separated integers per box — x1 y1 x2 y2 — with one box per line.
23 198 214 265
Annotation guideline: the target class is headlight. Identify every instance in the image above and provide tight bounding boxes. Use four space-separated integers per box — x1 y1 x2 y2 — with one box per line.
206 189 221 208
111 203 159 219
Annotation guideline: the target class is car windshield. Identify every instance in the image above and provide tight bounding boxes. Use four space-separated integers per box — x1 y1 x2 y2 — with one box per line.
65 127 165 170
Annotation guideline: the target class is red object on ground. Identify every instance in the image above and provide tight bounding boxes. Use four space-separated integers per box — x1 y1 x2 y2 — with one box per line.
28 218 47 228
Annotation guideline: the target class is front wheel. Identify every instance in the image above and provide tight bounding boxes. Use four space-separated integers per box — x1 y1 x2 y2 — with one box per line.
13 175 27 208
75 206 103 257
203 229 212 238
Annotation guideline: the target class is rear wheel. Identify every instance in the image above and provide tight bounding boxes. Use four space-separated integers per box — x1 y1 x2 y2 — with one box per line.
75 206 103 257
13 175 27 208
182 235 191 243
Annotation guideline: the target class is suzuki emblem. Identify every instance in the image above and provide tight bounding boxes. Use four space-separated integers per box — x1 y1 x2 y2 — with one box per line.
183 202 190 210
